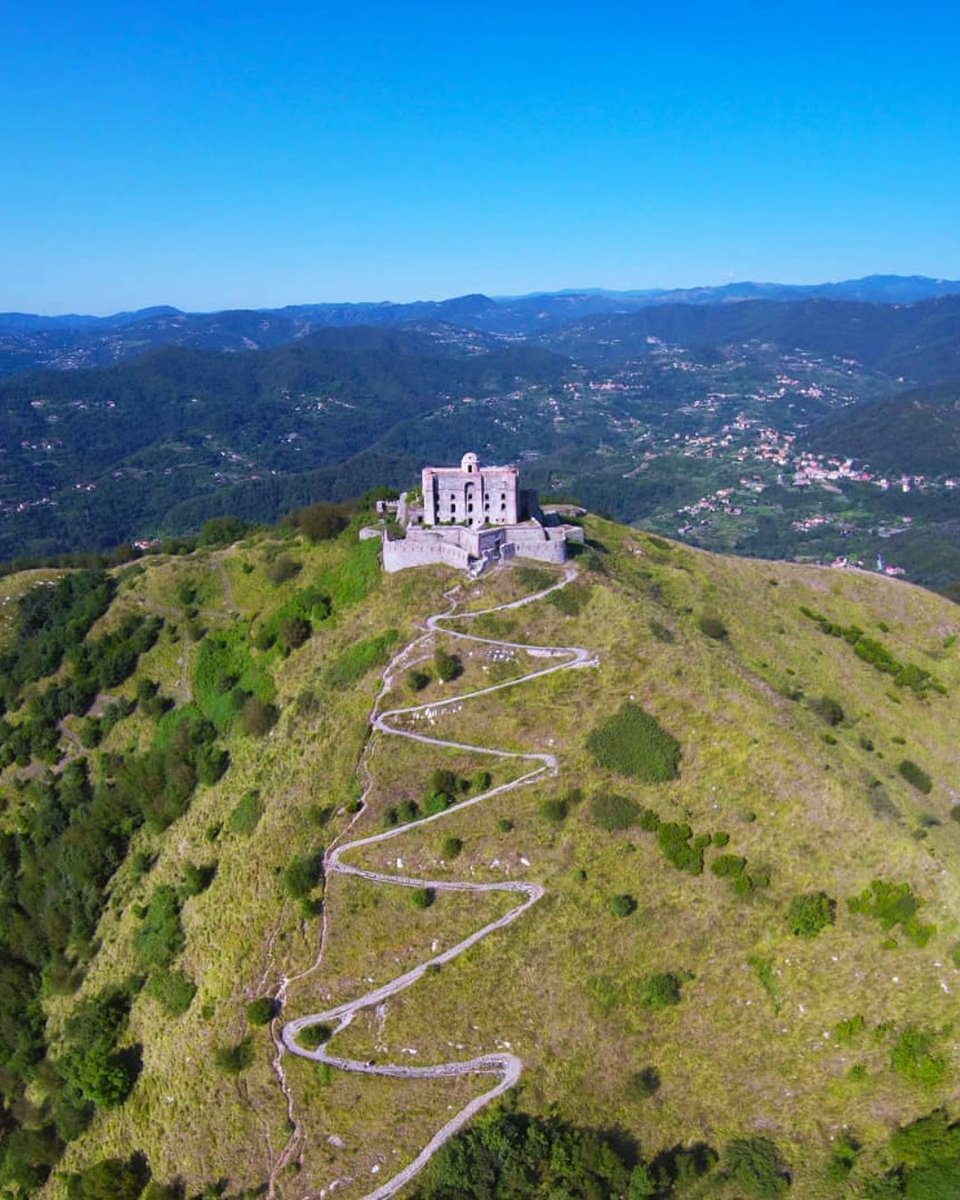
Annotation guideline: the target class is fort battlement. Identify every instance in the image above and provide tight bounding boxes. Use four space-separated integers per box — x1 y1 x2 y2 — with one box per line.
364 451 583 574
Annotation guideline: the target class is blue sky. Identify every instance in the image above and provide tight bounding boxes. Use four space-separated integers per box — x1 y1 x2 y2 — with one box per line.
3 1 959 313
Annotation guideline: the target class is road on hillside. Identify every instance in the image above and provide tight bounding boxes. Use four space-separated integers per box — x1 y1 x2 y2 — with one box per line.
271 566 597 1200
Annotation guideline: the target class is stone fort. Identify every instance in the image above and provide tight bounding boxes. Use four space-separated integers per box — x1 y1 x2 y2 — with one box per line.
363 451 584 575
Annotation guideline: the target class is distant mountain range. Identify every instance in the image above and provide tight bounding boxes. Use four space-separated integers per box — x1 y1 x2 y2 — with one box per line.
2 274 960 376
1 275 959 593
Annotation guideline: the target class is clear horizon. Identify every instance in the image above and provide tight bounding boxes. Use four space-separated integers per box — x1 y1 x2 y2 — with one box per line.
5 271 959 320
4 1 960 313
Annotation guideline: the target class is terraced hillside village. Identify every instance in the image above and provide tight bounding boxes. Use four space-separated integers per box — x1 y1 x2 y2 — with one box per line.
1 507 959 1199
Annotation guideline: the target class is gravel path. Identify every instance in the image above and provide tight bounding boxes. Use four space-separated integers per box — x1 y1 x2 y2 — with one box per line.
276 567 596 1199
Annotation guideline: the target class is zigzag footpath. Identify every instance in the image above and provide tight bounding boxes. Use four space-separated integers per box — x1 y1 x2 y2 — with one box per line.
277 566 597 1200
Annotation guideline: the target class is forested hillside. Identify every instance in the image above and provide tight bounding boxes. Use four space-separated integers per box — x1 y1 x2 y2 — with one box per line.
0 332 567 558
805 381 960 474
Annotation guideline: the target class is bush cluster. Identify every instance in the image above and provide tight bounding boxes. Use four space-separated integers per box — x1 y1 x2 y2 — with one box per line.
586 701 680 782
847 879 935 946
800 606 946 697
786 892 837 938
658 822 708 875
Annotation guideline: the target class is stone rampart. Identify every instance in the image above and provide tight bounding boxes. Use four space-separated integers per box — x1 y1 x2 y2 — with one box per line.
373 519 582 573
381 531 471 574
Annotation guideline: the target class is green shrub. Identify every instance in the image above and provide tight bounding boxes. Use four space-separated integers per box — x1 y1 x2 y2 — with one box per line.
540 797 568 825
441 836 463 860
58 986 139 1110
711 853 746 878
848 879 934 946
180 860 216 897
589 793 640 831
891 1027 949 1089
625 1067 661 1100
638 807 661 832
497 818 513 833
639 971 688 1010
587 702 680 782
899 759 933 794
712 830 730 847
411 887 435 909
434 646 462 682
297 1023 333 1050
418 1109 662 1200
786 892 836 938
215 1036 254 1075
282 853 324 902
228 789 263 835
146 970 197 1017
291 501 349 542
246 997 277 1026
406 669 431 692
698 615 728 640
732 872 756 898
811 695 844 726
134 886 184 969
722 1137 790 1197
609 894 637 918
657 822 704 874
398 798 422 822
65 1155 150 1199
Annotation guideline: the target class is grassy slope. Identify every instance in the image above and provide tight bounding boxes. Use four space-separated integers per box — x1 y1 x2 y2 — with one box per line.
15 519 959 1198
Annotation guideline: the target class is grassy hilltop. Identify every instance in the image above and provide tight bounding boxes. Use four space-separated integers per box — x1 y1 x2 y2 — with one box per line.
0 514 959 1199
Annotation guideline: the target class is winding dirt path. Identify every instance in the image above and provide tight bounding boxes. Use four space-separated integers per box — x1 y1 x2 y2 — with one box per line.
274 567 597 1199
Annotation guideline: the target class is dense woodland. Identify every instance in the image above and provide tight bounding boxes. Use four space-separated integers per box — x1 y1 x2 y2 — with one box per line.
0 571 230 1193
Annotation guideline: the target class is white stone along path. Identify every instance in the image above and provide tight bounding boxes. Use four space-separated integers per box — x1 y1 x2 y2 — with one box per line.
269 567 597 1200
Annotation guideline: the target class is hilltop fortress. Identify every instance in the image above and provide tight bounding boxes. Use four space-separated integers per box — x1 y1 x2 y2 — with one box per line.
364 451 583 575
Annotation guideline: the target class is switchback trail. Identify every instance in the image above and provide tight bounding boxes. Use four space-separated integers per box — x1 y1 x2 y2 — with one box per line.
277 567 597 1200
